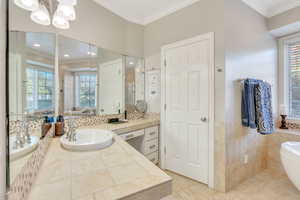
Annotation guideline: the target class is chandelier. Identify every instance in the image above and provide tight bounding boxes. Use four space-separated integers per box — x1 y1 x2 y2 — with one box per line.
14 0 77 29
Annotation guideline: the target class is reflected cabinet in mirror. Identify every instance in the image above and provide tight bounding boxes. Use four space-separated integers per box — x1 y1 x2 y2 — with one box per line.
8 31 56 184
7 31 145 188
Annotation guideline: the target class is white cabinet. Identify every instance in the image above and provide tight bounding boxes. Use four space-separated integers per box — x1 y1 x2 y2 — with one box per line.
119 125 159 164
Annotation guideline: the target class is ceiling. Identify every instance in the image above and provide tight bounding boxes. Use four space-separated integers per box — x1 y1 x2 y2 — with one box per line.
26 33 98 61
242 0 300 18
92 0 200 25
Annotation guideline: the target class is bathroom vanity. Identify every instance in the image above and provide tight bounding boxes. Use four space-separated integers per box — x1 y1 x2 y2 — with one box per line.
7 30 169 200
26 117 171 200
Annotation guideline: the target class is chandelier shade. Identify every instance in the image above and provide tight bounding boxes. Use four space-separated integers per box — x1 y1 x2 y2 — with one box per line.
52 11 70 29
14 0 39 11
14 0 77 29
30 4 51 26
56 3 76 21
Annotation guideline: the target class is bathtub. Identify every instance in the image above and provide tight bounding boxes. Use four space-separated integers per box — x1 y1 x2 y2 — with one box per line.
280 142 300 191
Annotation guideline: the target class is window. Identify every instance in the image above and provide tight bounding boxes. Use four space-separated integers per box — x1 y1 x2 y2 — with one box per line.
280 34 300 119
26 67 54 112
76 73 97 108
288 41 300 118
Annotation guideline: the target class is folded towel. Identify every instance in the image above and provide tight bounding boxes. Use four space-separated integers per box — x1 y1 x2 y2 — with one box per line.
241 79 262 129
255 82 274 134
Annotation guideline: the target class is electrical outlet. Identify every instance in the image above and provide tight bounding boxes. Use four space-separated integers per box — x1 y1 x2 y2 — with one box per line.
244 154 249 164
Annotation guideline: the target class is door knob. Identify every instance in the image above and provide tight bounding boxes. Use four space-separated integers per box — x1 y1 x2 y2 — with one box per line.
201 117 207 122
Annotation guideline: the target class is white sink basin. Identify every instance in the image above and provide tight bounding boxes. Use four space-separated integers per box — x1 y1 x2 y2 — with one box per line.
60 129 114 151
10 135 39 161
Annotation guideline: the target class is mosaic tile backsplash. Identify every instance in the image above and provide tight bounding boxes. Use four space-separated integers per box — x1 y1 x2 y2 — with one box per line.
7 127 54 200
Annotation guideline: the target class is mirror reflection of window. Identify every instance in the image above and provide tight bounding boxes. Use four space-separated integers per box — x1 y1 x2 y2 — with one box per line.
9 31 55 117
26 67 54 112
59 35 99 115
76 73 97 108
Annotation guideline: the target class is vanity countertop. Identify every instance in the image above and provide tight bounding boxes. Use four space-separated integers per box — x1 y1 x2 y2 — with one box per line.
27 116 172 200
80 115 160 135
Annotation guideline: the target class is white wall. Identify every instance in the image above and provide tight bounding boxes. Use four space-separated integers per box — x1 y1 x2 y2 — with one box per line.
225 0 277 190
144 0 226 191
0 0 6 199
267 6 300 35
9 0 144 57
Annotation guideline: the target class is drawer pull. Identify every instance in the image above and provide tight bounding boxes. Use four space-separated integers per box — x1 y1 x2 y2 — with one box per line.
125 134 134 139
150 158 156 162
149 132 156 136
149 145 156 149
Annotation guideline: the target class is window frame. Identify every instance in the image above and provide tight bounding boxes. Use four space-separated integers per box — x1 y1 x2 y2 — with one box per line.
25 65 55 113
74 72 97 109
279 32 300 120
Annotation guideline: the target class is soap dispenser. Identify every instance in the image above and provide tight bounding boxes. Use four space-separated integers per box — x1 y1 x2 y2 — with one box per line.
55 115 65 137
41 116 52 139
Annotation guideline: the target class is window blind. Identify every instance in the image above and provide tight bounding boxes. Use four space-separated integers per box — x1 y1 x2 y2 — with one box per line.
288 41 300 118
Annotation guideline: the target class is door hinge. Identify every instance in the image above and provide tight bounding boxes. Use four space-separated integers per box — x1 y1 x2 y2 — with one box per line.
164 146 167 155
164 59 167 67
164 104 167 110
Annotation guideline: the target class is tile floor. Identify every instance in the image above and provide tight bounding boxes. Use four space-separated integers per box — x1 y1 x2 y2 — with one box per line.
163 170 300 200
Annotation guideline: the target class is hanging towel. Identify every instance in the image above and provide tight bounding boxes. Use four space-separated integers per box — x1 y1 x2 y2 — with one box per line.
255 82 274 134
241 79 262 129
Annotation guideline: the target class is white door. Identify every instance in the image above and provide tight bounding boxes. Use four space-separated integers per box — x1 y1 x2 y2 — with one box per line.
99 59 124 115
163 34 213 184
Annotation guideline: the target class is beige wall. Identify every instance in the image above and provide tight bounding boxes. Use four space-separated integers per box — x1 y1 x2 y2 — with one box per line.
9 0 144 57
225 0 277 190
144 0 226 192
0 0 6 199
267 6 300 32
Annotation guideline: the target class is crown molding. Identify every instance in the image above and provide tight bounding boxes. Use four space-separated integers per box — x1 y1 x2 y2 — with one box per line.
267 1 300 18
242 0 300 18
93 0 200 25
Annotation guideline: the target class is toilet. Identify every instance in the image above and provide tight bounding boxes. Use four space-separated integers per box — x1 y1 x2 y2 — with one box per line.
280 142 300 191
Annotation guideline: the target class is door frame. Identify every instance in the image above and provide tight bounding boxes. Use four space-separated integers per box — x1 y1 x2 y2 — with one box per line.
160 32 215 189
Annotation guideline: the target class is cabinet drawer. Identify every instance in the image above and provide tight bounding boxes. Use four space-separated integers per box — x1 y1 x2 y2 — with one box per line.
119 129 145 141
146 151 159 164
145 126 159 141
143 139 158 155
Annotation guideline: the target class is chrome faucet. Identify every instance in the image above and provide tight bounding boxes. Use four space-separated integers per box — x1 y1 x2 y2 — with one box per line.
22 113 31 144
12 113 42 149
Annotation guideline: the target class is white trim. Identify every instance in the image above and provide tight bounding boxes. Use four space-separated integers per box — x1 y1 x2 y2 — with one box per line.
55 33 60 116
278 32 300 120
93 0 200 25
242 0 300 18
160 32 215 189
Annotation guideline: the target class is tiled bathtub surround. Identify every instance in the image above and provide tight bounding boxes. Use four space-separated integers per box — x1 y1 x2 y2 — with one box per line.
8 127 55 200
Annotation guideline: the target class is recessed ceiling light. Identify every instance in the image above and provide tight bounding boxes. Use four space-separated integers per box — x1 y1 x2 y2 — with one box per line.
33 43 40 47
88 51 96 56
129 61 134 65
64 54 70 58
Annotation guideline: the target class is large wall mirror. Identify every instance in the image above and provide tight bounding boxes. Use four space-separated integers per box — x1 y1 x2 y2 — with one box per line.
8 31 56 184
58 35 125 116
7 31 145 187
